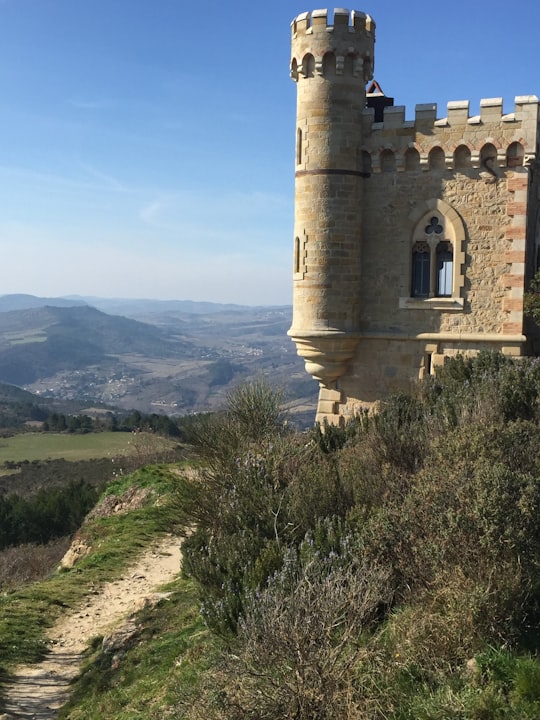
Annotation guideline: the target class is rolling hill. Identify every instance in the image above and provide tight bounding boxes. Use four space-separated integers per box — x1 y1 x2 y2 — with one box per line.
0 295 317 424
0 305 194 385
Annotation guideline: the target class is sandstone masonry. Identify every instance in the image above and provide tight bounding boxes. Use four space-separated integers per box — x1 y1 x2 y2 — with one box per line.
288 8 540 425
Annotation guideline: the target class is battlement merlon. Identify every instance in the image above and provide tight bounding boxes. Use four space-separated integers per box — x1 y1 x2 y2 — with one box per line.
362 95 540 137
291 8 375 36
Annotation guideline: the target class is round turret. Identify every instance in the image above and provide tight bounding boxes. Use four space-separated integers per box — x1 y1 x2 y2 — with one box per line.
288 9 375 387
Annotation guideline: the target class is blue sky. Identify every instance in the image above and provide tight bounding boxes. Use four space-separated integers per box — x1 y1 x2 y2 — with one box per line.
0 0 538 305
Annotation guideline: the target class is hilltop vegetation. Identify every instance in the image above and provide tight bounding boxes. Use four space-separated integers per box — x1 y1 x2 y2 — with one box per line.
170 358 540 718
5 355 540 718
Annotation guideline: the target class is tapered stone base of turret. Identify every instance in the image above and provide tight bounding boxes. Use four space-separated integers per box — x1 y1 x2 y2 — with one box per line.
288 330 359 384
288 331 360 424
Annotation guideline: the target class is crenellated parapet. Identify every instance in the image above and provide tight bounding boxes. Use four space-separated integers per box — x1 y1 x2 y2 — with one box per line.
291 9 375 84
292 7 376 35
361 95 540 173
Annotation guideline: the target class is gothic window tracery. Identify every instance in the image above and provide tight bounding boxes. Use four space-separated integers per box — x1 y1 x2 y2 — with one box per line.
410 214 454 299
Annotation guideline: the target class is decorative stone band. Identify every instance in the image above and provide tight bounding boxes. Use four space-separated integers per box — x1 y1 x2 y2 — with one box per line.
359 331 527 344
295 168 370 178
289 327 527 388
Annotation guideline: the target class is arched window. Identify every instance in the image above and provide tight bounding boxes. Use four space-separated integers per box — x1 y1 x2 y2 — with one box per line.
404 199 466 309
322 52 336 77
343 53 355 76
361 150 372 174
428 147 446 170
412 217 447 298
480 143 498 171
302 53 315 78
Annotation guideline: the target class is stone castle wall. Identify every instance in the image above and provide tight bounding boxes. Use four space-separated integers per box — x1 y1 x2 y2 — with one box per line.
288 9 540 425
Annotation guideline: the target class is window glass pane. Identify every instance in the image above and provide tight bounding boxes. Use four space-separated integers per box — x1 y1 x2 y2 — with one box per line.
412 251 430 297
436 244 453 297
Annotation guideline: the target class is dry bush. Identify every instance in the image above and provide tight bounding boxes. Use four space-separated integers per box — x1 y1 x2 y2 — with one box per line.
215 553 393 720
0 537 71 590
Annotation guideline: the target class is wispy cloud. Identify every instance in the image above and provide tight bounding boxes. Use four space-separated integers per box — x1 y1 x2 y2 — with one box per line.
77 162 128 193
67 97 115 111
140 189 289 227
0 163 134 197
138 189 292 256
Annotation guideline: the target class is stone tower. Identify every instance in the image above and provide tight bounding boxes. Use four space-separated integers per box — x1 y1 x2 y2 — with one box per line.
288 9 375 403
288 8 540 425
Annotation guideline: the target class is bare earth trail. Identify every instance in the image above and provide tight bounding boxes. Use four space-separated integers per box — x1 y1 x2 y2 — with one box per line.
2 536 182 720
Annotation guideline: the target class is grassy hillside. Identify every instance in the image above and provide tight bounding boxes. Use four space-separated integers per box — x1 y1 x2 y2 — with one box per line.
0 430 182 499
54 360 540 720
0 306 194 386
0 465 187 677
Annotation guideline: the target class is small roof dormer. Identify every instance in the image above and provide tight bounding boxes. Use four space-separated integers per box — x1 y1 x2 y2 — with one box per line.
366 80 394 122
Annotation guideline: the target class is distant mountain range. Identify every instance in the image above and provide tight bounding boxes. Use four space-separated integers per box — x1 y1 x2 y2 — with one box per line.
0 294 87 312
0 294 284 317
0 295 316 424
65 296 267 317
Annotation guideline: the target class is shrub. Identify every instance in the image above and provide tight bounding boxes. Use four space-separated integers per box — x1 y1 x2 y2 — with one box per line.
176 358 540 718
0 538 71 590
220 546 393 720
180 379 287 473
365 393 429 474
424 352 540 425
180 439 303 634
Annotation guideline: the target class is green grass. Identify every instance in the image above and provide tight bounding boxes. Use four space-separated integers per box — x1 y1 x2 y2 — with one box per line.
0 432 146 464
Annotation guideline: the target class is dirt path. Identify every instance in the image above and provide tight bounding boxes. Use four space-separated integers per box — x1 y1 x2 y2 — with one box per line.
1 535 182 720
